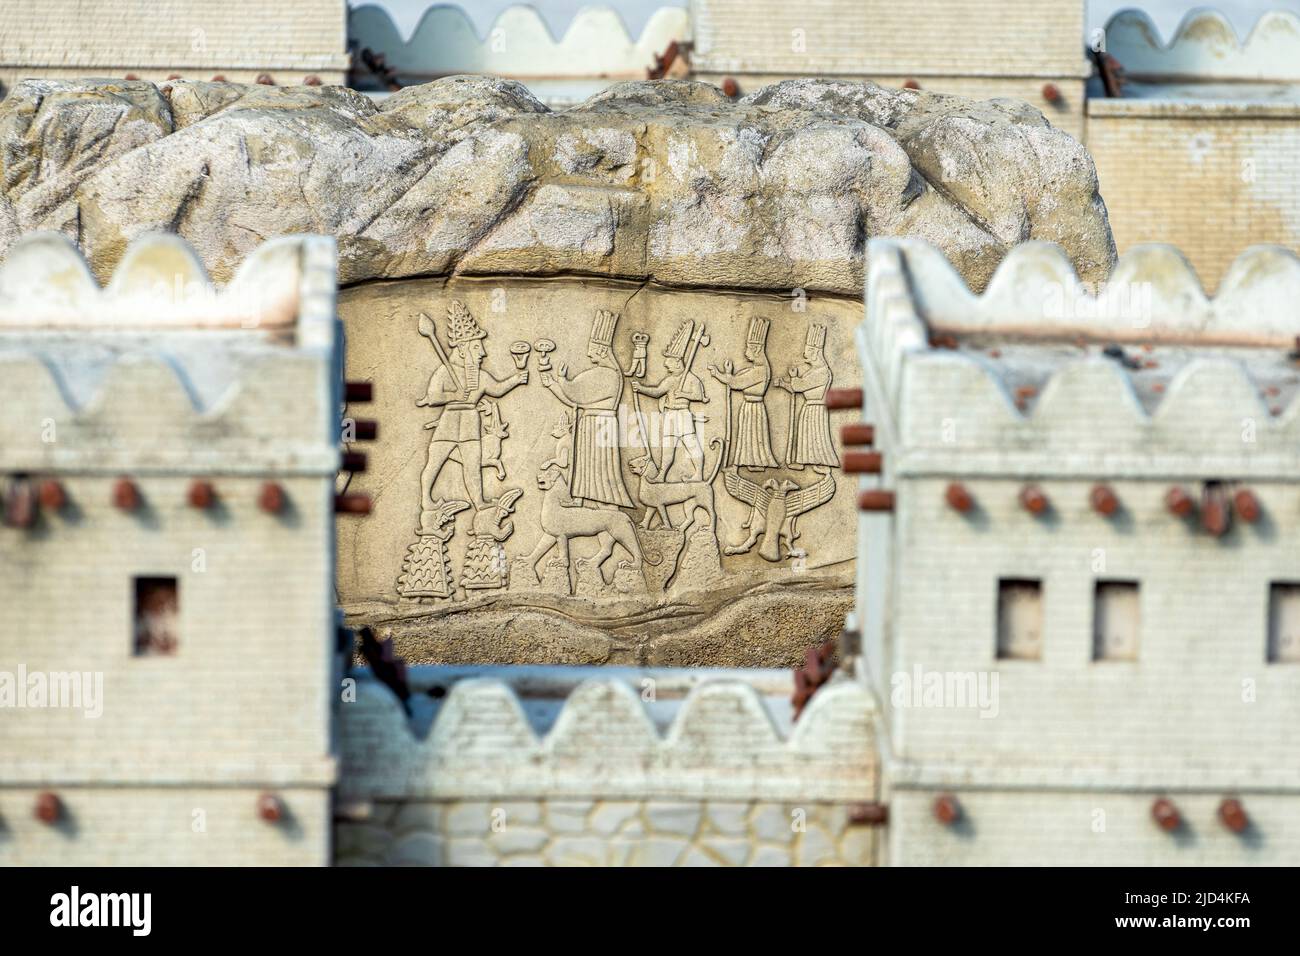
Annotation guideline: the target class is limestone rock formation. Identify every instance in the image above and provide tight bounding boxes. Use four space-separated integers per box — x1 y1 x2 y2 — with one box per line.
0 75 1115 292
0 75 1119 667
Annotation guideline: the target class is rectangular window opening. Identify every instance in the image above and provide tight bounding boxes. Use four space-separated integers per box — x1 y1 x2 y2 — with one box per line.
1268 582 1300 663
133 576 179 656
996 578 1042 660
1093 580 1139 661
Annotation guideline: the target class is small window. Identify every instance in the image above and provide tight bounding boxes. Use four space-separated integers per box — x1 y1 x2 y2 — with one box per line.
1093 581 1139 661
1268 583 1300 663
996 579 1042 660
133 577 178 656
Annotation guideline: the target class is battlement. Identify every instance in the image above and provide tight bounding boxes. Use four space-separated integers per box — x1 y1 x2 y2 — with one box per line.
1105 8 1300 83
339 667 878 804
349 4 688 84
0 233 341 475
860 238 1300 478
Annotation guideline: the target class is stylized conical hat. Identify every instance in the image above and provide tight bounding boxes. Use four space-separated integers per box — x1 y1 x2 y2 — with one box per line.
746 316 771 349
590 309 620 348
664 320 694 358
805 323 827 351
447 300 487 345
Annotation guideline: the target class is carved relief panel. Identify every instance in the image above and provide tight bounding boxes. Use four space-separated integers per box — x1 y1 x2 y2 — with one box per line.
338 277 861 663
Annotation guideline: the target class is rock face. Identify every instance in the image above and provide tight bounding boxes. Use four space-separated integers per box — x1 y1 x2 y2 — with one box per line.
0 75 1115 293
0 76 1116 666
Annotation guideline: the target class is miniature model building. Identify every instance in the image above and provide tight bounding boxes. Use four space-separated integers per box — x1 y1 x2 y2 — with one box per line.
688 2 1300 290
851 236 1300 864
0 232 352 865
0 74 1117 666
1087 8 1300 291
347 4 691 106
0 0 350 89
4 228 1297 865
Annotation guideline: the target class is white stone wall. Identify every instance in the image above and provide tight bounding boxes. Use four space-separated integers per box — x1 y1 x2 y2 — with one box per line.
0 233 341 866
348 5 688 81
338 798 873 867
888 790 1300 866
855 237 1300 864
0 788 331 866
0 0 349 87
336 669 881 865
883 475 1300 785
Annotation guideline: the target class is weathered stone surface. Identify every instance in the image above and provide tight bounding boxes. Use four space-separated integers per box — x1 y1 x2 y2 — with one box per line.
645 802 703 837
0 75 1115 668
0 75 1114 293
336 798 878 866
339 277 861 667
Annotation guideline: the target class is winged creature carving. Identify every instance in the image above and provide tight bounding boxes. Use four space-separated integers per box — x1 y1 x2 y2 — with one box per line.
721 470 836 561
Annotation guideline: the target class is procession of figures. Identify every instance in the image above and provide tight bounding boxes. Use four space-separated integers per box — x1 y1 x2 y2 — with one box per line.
396 300 841 601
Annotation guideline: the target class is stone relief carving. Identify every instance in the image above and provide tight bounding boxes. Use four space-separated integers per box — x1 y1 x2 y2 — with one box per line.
709 316 779 470
396 302 842 604
776 324 840 472
541 309 635 509
396 498 469 599
632 319 710 482
415 302 528 512
721 471 836 562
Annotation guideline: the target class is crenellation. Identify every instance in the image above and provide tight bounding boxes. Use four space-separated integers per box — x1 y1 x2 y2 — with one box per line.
1106 8 1300 82
861 238 1300 478
338 668 878 806
0 233 345 866
856 237 1300 865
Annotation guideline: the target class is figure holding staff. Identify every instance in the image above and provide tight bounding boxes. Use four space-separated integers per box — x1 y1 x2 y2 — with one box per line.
416 302 528 511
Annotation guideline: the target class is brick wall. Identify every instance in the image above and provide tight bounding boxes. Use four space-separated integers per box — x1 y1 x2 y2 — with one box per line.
1088 101 1300 292
0 234 341 866
852 237 1300 865
0 788 330 866
888 790 1300 865
886 475 1300 782
689 0 1087 78
0 0 349 86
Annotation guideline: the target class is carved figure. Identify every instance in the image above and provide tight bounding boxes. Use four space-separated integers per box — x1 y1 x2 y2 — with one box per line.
541 309 634 508
417 302 527 510
775 323 839 471
462 487 524 590
396 498 471 599
721 471 836 561
541 412 574 475
478 399 510 481
631 319 709 481
626 331 649 378
523 464 649 588
629 438 723 535
709 316 778 470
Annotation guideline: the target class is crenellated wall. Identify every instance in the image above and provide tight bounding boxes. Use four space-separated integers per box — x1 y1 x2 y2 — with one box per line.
1104 9 1300 82
0 233 343 866
348 5 690 105
861 238 1300 477
854 237 1300 865
335 667 880 866
0 234 340 474
1089 9 1300 291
